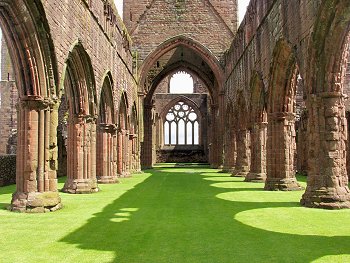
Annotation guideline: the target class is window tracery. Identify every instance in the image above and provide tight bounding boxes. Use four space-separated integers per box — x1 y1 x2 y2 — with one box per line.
164 101 199 145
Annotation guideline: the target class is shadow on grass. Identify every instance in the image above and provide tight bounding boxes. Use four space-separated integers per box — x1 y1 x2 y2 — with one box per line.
59 168 350 263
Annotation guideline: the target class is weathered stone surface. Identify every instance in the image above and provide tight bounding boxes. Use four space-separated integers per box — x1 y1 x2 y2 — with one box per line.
62 179 99 194
10 191 62 213
264 178 304 191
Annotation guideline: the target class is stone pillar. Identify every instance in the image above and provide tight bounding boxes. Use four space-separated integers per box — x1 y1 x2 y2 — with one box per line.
245 122 267 182
10 97 62 213
129 133 140 173
141 105 153 169
296 111 308 175
117 129 131 177
222 130 236 173
265 112 302 190
117 129 123 176
210 105 221 168
124 129 131 177
232 129 250 177
62 115 99 193
96 123 119 184
301 93 350 209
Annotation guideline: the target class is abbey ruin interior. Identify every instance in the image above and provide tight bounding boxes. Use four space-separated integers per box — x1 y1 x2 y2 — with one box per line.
0 0 349 214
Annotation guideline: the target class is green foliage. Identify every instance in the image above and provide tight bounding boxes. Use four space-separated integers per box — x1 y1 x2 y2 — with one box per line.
0 167 350 262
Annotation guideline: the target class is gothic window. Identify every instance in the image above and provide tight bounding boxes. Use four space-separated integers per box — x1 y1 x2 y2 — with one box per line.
164 101 199 145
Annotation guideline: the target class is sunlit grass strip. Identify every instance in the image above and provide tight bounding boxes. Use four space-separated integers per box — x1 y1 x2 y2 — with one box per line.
0 168 349 263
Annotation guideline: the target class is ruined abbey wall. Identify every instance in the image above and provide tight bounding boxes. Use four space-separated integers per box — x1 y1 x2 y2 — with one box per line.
41 0 137 110
225 0 321 102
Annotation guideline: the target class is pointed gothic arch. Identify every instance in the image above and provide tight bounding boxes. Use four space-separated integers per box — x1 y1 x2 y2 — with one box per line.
117 92 130 177
245 72 267 182
61 42 99 194
96 72 119 184
3 0 61 212
265 39 302 191
301 0 350 209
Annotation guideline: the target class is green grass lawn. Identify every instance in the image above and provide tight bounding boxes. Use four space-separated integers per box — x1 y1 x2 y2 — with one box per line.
1 166 350 262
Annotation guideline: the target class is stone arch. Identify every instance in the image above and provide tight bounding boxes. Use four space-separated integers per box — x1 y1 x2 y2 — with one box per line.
61 42 99 194
4 0 62 212
0 0 58 98
245 72 267 182
60 41 97 116
301 0 350 209
160 95 201 120
96 72 119 184
140 36 223 168
139 35 224 99
117 92 130 177
265 39 302 191
147 63 214 103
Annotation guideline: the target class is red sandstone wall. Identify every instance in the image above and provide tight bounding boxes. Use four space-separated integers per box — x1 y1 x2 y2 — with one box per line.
127 0 237 63
41 0 137 117
224 0 321 104
1 37 13 81
0 81 17 154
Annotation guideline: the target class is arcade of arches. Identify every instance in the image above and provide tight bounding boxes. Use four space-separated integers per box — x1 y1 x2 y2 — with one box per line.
0 0 350 212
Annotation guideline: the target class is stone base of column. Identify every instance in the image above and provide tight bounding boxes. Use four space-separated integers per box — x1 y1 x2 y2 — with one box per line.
300 186 350 209
231 167 249 177
245 172 266 183
264 177 303 191
62 178 99 194
118 172 131 178
97 176 120 184
10 191 62 213
221 166 235 173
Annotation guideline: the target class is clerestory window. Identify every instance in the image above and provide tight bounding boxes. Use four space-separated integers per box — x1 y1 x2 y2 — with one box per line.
164 101 199 145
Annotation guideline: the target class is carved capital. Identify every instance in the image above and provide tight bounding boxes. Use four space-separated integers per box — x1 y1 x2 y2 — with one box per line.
99 123 117 133
20 96 54 110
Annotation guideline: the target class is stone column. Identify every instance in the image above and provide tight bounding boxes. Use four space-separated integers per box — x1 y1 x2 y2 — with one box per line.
11 96 62 213
129 133 140 173
124 129 131 177
301 93 350 209
117 129 131 177
210 105 221 168
222 130 236 173
97 123 119 184
62 115 99 193
141 105 153 169
265 112 302 190
245 122 267 182
232 129 250 177
296 112 308 175
117 129 123 176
